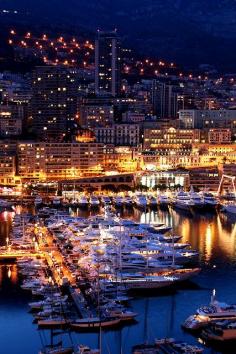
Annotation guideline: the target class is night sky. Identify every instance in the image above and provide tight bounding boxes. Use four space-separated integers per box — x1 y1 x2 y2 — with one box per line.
1 0 236 70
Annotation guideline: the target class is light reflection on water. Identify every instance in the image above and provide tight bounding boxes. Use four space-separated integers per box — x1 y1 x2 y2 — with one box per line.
0 207 236 353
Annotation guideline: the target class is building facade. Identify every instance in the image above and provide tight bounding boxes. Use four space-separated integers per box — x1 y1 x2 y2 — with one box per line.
79 104 114 128
152 81 178 118
0 106 22 137
17 142 104 180
179 109 236 129
95 124 140 146
31 66 78 140
95 31 121 97
143 127 200 150
208 129 232 144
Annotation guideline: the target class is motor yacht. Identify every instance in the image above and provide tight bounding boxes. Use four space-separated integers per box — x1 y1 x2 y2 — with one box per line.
202 192 218 209
172 190 193 212
183 291 236 331
189 187 204 210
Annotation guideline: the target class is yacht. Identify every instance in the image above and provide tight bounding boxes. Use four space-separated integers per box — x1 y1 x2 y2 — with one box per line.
172 190 193 212
101 196 112 206
70 317 121 329
110 268 200 290
113 196 124 208
123 195 133 207
133 338 203 354
183 292 236 331
52 196 61 206
189 187 204 210
38 317 68 329
202 320 236 343
90 196 100 208
78 195 89 208
202 192 218 209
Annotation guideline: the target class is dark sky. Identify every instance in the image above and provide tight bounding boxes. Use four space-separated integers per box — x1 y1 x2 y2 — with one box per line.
1 0 236 70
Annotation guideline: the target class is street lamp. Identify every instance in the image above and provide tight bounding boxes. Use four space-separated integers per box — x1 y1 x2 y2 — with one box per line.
6 237 9 251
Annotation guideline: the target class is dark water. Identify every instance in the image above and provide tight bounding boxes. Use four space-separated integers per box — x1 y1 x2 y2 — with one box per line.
1 208 236 354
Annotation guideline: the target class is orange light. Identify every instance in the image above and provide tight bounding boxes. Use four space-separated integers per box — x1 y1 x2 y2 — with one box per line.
10 30 16 35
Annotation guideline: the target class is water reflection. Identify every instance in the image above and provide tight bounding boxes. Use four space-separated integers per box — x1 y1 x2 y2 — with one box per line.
124 208 236 267
0 264 18 285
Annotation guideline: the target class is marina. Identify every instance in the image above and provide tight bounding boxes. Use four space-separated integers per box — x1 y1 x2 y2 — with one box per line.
0 199 236 353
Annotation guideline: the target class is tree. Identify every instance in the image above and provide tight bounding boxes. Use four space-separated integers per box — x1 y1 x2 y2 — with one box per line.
135 183 149 192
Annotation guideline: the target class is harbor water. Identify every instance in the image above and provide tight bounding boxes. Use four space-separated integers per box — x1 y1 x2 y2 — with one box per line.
1 207 236 354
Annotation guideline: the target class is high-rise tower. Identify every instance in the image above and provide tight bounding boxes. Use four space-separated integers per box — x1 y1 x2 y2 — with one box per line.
95 30 121 97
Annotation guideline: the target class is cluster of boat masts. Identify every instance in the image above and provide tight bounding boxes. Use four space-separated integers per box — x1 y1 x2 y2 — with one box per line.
10 200 236 352
8 206 205 354
33 188 236 216
43 205 201 291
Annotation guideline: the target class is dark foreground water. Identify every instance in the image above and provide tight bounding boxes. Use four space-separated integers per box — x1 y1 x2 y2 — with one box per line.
0 208 236 354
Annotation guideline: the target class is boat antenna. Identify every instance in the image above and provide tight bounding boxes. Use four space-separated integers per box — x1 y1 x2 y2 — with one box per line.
210 288 216 304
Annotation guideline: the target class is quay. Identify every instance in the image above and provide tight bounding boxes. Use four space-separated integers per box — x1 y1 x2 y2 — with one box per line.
0 249 42 261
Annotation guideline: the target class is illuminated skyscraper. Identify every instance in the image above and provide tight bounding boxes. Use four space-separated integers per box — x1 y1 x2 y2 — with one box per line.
31 66 77 140
95 31 121 97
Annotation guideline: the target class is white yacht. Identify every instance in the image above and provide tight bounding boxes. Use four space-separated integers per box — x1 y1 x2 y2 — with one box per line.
110 268 200 290
183 291 236 331
172 190 193 212
189 187 204 210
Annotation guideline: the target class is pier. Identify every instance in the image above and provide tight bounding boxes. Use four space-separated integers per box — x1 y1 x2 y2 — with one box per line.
0 249 42 260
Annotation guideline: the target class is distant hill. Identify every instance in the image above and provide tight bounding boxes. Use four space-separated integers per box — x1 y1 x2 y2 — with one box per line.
1 0 236 71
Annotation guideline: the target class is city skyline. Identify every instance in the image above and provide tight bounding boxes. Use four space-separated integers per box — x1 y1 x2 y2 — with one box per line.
0 3 236 354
